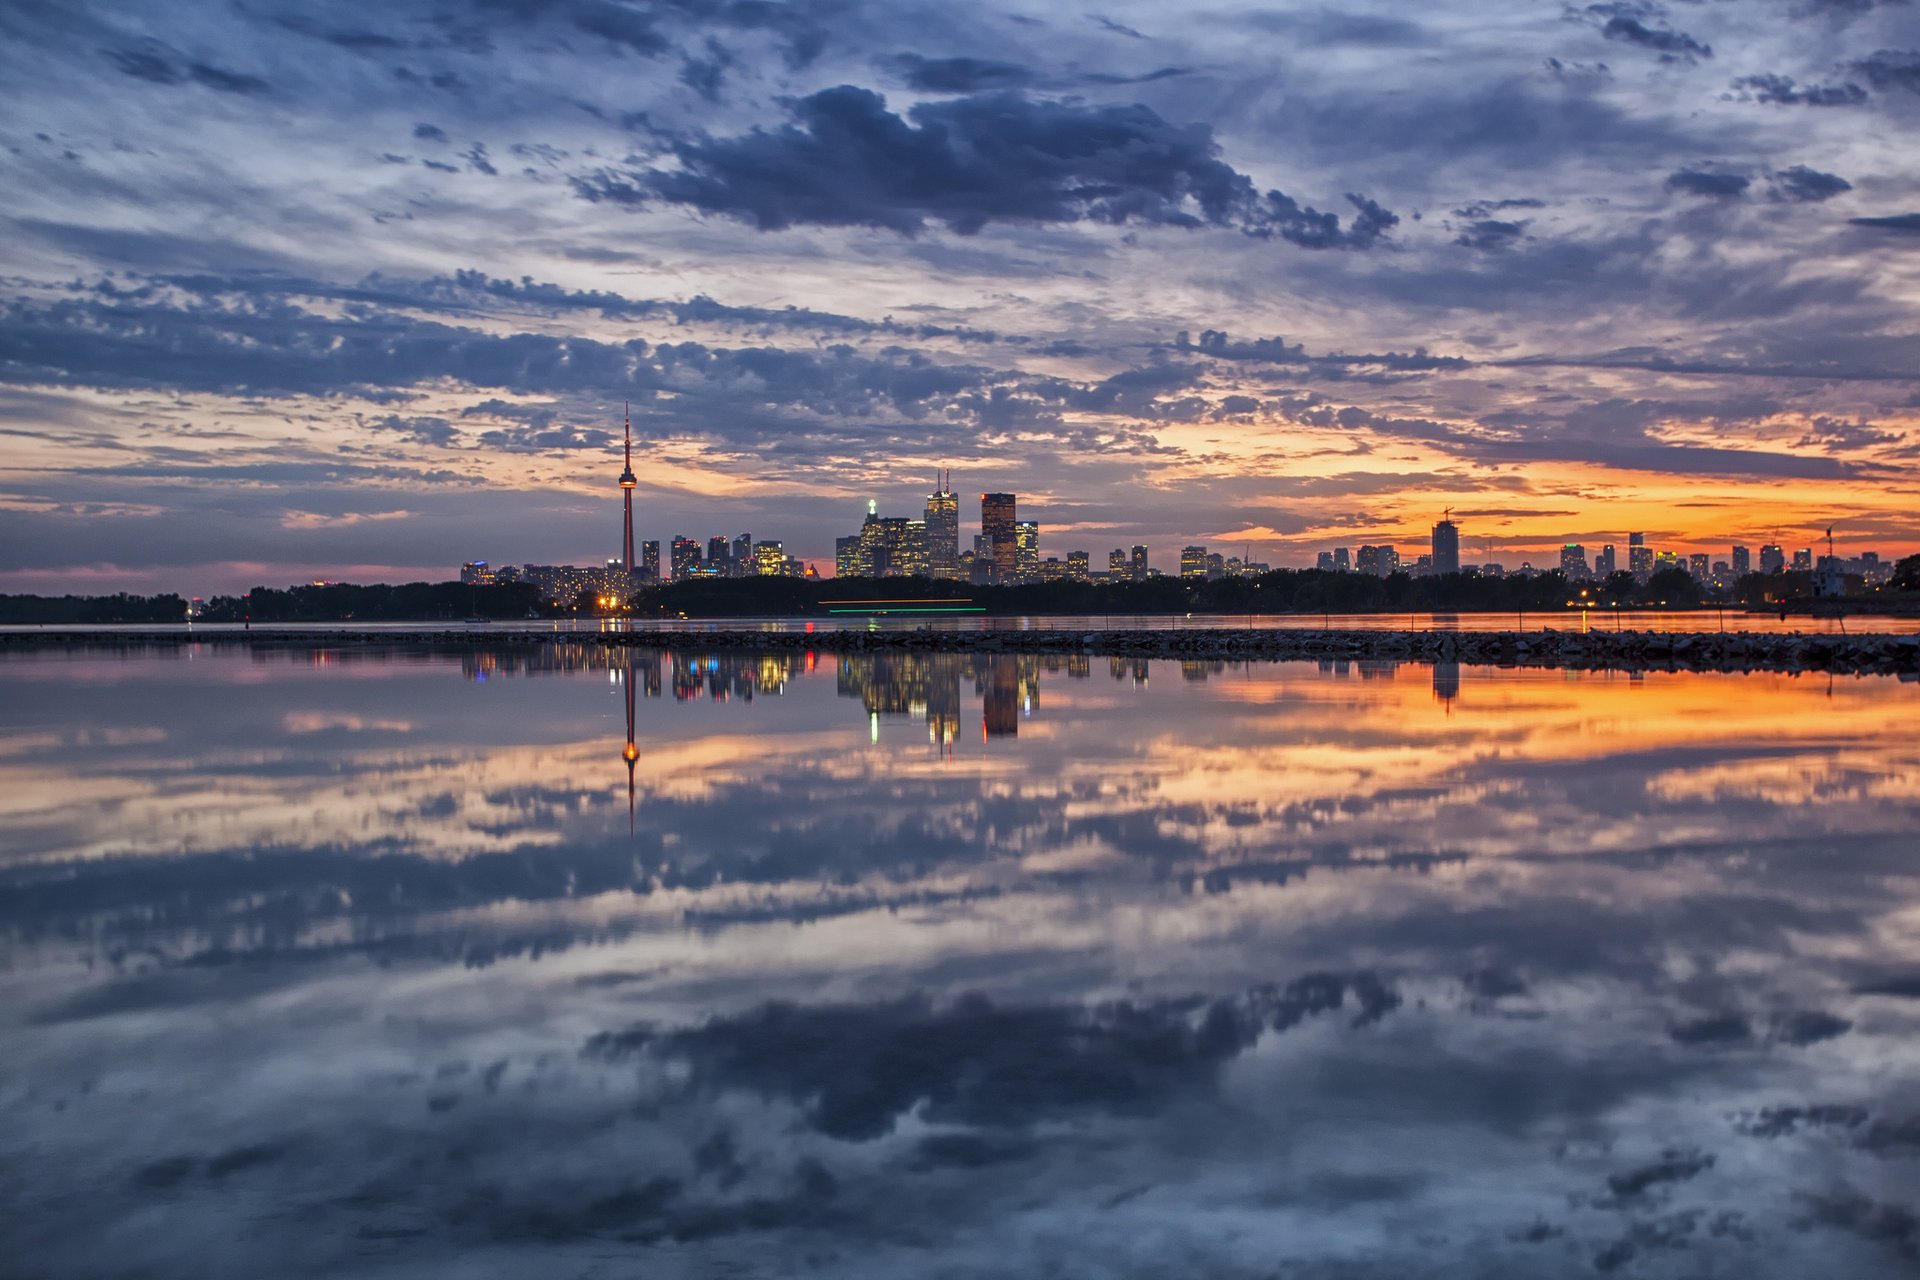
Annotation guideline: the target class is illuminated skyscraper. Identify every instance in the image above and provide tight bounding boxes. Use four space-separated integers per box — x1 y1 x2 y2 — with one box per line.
1731 546 1750 577
1109 548 1128 578
925 473 960 579
1596 544 1616 578
1688 553 1710 579
982 493 1016 582
1560 544 1589 578
640 540 660 581
707 535 731 575
1014 520 1039 582
753 540 785 576
617 405 637 573
1628 532 1653 580
1180 546 1208 578
670 536 701 579
1130 545 1149 581
732 533 751 573
1432 515 1460 576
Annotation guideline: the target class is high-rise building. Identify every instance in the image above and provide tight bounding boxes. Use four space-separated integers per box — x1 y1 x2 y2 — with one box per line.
1560 544 1589 579
1316 552 1336 572
1432 517 1461 576
1180 546 1208 578
754 540 785 576
707 535 731 576
1333 547 1351 573
1356 545 1386 576
1014 521 1039 583
852 507 929 578
732 533 751 574
1760 543 1785 574
1792 548 1813 573
1596 544 1616 578
1108 548 1128 578
460 561 495 585
670 535 701 579
1731 546 1750 577
617 407 637 574
1066 550 1090 581
981 494 1017 582
1688 553 1710 580
925 473 960 580
1628 532 1653 580
1130 545 1149 581
640 540 660 581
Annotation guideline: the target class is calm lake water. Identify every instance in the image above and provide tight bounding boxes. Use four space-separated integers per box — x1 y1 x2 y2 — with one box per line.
3 646 1918 1278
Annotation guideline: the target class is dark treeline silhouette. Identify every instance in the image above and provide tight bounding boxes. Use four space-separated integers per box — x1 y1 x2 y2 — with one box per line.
195 581 545 622
656 569 1639 617
8 559 1913 625
0 592 190 624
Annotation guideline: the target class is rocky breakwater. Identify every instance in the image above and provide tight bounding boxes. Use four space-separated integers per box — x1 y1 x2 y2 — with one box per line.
7 626 1918 677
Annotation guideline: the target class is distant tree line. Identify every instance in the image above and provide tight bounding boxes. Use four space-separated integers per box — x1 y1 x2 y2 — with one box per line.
0 592 190 624
647 568 1682 618
8 558 1915 625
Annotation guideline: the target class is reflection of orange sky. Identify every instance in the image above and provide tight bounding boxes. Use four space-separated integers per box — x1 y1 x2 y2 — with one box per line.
6 663 1914 891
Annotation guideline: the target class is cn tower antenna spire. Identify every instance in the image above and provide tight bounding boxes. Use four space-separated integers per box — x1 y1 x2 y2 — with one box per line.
618 400 638 576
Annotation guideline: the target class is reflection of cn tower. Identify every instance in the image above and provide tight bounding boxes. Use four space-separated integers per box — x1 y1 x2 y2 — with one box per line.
622 655 638 833
618 402 637 572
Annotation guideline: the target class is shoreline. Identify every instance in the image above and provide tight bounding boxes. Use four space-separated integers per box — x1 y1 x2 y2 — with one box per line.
6 625 1917 676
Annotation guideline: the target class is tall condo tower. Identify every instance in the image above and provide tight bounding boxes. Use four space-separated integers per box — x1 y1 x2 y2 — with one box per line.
925 471 960 580
1431 510 1460 576
981 493 1017 583
618 405 637 573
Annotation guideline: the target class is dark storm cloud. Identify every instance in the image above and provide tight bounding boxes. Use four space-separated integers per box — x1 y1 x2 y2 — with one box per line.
584 978 1394 1140
0 282 1111 450
1849 213 1920 232
1581 4 1712 62
886 53 1038 92
1456 219 1528 250
574 87 1398 247
1793 1188 1920 1254
1730 1105 1869 1139
1769 165 1852 202
102 42 270 94
1728 74 1869 106
1606 1150 1714 1199
1666 168 1750 198
1851 49 1920 93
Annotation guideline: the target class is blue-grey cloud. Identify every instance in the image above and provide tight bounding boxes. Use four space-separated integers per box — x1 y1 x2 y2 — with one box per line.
103 41 270 94
1769 165 1852 202
1850 213 1920 232
573 87 1397 247
1667 168 1750 198
1852 49 1920 93
1584 4 1712 62
1729 74 1869 106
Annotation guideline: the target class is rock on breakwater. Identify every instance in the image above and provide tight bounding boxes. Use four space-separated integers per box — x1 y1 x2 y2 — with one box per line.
7 626 1918 677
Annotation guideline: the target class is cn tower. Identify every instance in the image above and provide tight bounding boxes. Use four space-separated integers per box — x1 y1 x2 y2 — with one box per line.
618 403 637 573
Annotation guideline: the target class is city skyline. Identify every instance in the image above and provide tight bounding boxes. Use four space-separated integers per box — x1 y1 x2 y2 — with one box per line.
2 0 1918 595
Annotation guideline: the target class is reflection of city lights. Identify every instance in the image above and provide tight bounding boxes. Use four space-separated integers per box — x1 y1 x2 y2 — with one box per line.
870 711 879 744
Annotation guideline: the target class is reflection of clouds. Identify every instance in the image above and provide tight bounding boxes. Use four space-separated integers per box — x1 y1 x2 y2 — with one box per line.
4 650 1920 1276
280 711 413 734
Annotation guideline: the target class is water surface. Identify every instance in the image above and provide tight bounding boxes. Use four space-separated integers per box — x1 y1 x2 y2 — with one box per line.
3 646 1918 1277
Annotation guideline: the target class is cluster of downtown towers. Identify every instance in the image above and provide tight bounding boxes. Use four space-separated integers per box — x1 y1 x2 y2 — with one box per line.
458 427 1888 597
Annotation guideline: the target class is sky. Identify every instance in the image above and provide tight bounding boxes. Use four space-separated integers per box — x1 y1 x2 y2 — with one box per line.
1 0 1917 592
